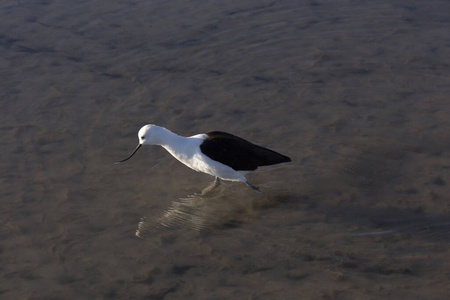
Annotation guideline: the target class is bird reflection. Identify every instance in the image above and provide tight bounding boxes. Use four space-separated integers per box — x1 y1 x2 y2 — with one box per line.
136 182 279 238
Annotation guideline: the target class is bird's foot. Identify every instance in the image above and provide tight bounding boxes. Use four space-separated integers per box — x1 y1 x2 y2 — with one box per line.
245 180 260 191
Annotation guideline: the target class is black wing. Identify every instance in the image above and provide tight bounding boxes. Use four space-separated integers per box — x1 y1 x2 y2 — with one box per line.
200 131 291 171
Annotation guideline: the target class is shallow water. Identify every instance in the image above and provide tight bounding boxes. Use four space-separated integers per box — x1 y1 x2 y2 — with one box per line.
1 0 450 299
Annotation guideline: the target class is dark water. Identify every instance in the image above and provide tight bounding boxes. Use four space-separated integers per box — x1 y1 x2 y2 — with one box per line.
2 0 450 299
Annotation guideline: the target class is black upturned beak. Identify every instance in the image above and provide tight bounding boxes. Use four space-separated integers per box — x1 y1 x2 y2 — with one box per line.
115 144 142 164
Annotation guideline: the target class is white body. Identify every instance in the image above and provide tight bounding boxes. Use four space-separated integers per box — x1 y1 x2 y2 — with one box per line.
139 125 248 182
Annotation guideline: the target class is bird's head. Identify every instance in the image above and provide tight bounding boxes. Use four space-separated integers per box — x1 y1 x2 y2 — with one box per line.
138 124 154 145
115 124 158 164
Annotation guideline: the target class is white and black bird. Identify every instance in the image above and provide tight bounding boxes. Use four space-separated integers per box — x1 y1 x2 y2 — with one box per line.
115 124 291 190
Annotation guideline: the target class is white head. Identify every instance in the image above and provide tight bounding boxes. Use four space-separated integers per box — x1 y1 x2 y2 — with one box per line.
138 124 153 145
115 124 160 164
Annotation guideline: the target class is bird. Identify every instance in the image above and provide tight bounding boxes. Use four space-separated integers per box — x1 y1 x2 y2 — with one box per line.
115 124 291 190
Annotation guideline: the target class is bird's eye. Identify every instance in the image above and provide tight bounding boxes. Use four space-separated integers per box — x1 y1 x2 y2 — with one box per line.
141 136 145 140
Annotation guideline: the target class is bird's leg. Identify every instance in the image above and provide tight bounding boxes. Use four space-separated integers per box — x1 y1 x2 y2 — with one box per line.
245 180 260 191
197 177 221 196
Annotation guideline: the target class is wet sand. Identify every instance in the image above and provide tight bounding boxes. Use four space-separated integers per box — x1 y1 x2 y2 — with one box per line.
1 0 450 299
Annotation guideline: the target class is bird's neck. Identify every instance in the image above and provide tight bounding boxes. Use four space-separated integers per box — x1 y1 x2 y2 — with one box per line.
152 126 186 149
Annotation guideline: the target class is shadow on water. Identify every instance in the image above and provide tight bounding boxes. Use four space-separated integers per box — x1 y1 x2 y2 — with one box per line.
339 207 450 241
135 181 450 243
136 181 287 238
300 146 450 243
135 151 450 243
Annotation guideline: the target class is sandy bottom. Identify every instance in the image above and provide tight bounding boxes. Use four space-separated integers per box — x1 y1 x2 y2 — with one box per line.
1 0 450 299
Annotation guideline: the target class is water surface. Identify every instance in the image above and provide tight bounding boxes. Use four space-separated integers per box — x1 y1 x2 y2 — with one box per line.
1 0 450 299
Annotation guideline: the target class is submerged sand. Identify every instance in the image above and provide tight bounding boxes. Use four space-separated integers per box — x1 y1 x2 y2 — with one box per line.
1 0 450 299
